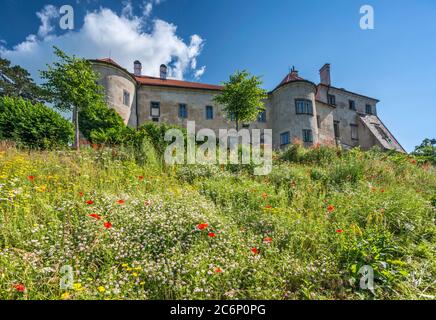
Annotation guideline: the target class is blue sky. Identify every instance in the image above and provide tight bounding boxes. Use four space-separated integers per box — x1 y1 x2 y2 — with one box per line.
0 0 435 152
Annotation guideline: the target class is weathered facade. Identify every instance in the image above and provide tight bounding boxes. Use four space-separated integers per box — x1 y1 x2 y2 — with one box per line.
90 58 404 152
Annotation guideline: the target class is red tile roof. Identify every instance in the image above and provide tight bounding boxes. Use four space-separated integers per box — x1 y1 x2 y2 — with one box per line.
93 58 222 91
97 58 123 68
278 70 304 86
135 75 222 91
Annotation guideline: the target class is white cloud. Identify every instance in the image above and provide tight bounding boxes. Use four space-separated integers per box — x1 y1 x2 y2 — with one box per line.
194 66 206 79
0 3 206 81
36 5 60 38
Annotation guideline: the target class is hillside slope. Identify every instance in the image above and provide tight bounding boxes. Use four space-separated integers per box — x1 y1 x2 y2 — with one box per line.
0 146 434 300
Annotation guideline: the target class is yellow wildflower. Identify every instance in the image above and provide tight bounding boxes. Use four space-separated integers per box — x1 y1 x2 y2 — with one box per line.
98 286 105 293
61 292 71 300
73 283 83 291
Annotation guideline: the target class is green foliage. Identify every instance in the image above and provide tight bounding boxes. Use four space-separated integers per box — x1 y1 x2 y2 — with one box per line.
40 47 105 112
412 138 436 165
213 70 268 130
78 101 127 145
0 141 435 300
0 96 73 149
40 47 106 149
138 122 187 156
0 58 45 103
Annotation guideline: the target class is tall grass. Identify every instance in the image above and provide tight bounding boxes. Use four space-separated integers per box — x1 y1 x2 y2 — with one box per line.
0 144 434 300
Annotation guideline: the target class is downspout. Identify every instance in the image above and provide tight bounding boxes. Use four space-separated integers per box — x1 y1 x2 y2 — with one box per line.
135 82 139 129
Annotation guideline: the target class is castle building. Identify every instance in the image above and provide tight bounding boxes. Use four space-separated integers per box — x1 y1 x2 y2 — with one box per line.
90 58 404 152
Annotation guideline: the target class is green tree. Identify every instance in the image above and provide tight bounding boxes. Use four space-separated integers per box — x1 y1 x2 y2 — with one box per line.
40 47 105 150
0 96 73 149
412 138 436 165
213 70 268 130
78 100 127 145
0 58 45 103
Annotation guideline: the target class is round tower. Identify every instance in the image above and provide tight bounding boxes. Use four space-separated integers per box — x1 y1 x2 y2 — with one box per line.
270 68 318 149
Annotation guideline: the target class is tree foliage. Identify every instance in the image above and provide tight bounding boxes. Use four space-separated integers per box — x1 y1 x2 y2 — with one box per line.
412 138 436 165
0 96 73 149
0 58 45 103
40 47 106 149
79 101 128 145
213 70 268 130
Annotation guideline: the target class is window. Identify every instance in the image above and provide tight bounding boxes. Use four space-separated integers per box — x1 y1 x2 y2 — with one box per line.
302 129 313 143
258 110 266 122
178 104 187 118
152 117 159 122
334 121 340 139
349 100 356 111
229 112 236 121
150 102 160 117
351 124 359 140
327 94 336 106
295 99 313 115
206 106 214 120
280 132 290 146
123 90 130 106
366 104 372 115
317 115 321 128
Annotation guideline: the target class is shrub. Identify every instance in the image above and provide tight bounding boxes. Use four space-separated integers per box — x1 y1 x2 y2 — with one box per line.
78 101 127 145
0 96 73 149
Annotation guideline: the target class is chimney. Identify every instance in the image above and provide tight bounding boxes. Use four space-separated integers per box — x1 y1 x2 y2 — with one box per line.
134 60 142 76
160 64 168 80
319 63 331 86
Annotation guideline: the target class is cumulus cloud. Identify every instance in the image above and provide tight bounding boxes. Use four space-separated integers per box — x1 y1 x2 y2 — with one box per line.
36 5 59 38
0 2 206 81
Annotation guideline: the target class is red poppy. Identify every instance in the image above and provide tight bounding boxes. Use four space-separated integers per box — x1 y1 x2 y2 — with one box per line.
13 284 25 292
144 200 152 206
79 192 84 197
251 247 259 255
214 267 223 273
410 159 417 165
104 222 112 229
380 189 385 193
263 237 273 244
264 205 272 209
86 200 94 205
116 199 125 205
27 176 34 181
336 229 343 233
262 193 268 199
208 232 216 238
89 214 101 220
138 176 144 181
197 223 208 230
327 205 335 213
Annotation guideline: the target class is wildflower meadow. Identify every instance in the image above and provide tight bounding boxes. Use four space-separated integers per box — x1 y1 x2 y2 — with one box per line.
0 142 434 300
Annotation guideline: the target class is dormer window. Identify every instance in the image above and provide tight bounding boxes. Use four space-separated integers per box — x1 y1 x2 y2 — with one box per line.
366 104 373 115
